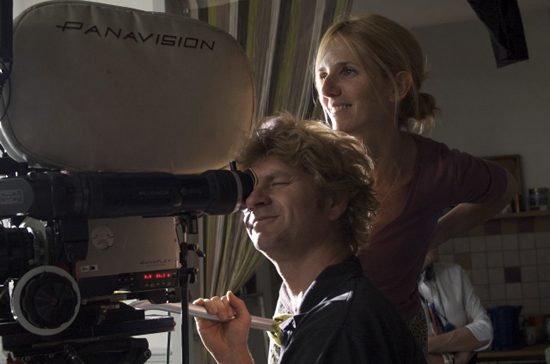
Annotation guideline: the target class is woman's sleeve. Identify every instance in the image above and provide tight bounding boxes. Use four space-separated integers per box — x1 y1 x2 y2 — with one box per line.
448 146 509 205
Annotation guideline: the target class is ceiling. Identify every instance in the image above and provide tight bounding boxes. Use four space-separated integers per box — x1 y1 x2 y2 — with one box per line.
351 0 550 29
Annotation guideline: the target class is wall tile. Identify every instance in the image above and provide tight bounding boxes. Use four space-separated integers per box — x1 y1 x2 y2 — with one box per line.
454 237 470 253
470 236 487 252
489 284 506 300
535 232 550 248
474 284 490 301
538 265 550 281
507 299 523 307
523 282 540 298
534 216 550 232
539 282 550 298
540 298 550 314
518 217 535 233
471 253 487 268
486 235 503 251
439 254 454 263
472 269 489 285
536 248 550 265
519 233 536 249
484 220 502 235
452 217 550 315
522 299 541 316
487 252 504 268
503 250 520 267
455 253 471 269
504 267 521 283
487 300 507 309
520 250 538 266
522 266 539 282
439 240 454 254
489 268 505 284
501 219 518 235
502 234 519 250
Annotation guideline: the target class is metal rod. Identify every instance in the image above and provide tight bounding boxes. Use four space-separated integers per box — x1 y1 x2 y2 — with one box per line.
178 217 191 364
132 301 276 332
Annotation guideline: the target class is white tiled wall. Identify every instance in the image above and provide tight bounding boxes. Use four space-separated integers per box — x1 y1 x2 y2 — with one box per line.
439 232 550 316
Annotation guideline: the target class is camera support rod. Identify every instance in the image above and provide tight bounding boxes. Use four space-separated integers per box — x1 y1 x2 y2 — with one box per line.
177 214 199 364
131 301 276 332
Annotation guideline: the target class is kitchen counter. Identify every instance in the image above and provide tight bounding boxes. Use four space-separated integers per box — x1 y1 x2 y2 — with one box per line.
477 343 549 363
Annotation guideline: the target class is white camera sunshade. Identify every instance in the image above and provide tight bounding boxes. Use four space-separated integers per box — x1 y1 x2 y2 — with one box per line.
0 1 255 174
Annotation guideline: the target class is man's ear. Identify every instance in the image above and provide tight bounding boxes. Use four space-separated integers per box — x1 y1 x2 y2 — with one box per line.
389 71 413 103
327 194 349 221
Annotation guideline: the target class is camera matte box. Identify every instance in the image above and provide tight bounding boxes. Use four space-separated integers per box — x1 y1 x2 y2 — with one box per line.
0 0 254 173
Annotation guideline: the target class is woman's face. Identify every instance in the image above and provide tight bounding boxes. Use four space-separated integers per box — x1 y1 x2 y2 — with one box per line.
316 39 394 135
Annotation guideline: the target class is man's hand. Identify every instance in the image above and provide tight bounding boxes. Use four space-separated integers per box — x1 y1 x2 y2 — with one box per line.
194 291 254 364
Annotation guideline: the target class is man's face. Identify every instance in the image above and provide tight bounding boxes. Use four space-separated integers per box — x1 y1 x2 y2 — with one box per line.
243 156 338 259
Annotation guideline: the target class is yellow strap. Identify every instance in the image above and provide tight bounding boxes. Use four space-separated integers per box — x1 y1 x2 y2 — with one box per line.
267 314 293 347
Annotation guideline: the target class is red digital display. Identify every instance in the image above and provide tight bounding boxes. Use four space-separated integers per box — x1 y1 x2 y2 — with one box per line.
143 272 172 280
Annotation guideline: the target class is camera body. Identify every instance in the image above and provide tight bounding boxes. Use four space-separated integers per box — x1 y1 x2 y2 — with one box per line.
0 170 182 361
0 161 254 361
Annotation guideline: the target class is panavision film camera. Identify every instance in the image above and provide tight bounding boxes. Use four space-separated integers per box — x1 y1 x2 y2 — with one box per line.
0 1 255 363
0 159 255 363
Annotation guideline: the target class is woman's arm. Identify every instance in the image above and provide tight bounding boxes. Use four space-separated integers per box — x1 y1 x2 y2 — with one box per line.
429 169 517 250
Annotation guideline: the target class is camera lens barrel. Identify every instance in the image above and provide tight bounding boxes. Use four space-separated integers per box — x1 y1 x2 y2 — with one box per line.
0 169 255 219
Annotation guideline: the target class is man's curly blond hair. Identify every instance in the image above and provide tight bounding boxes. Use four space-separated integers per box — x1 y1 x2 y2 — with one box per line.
235 112 378 254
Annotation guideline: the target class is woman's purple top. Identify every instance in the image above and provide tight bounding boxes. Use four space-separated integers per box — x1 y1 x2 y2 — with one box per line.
360 134 508 321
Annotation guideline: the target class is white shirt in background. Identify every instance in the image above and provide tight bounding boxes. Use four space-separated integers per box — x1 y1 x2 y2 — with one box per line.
418 262 493 351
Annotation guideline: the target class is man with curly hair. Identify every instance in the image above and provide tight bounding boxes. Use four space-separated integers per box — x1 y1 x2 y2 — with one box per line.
194 113 425 363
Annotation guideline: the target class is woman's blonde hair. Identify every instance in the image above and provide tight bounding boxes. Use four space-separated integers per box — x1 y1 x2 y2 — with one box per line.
235 112 378 254
315 13 438 134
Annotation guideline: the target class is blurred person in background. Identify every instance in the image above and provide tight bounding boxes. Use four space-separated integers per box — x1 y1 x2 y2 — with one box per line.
419 249 493 364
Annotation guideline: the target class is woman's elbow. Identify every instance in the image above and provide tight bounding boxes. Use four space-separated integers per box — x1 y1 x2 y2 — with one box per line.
501 170 519 203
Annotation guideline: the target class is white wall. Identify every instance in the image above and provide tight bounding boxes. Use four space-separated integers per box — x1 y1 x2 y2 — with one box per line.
412 9 550 200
